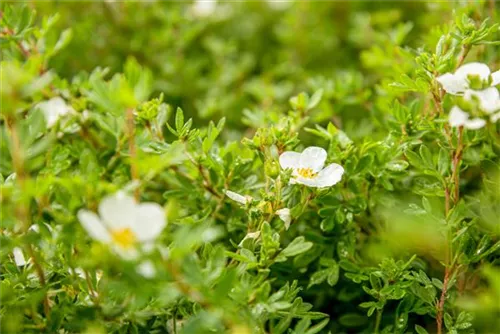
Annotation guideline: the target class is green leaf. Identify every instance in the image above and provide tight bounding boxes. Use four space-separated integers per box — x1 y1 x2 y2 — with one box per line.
355 155 373 174
405 150 425 170
419 145 433 169
437 148 449 175
327 262 339 286
444 313 453 330
308 269 328 289
386 160 409 172
339 260 360 272
304 318 329 334
175 107 184 132
320 217 335 232
415 325 429 334
432 278 444 290
282 237 313 257
338 313 367 327
308 89 323 109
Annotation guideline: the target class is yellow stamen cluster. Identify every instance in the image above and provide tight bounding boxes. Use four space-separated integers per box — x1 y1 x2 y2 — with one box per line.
111 227 137 249
296 168 317 179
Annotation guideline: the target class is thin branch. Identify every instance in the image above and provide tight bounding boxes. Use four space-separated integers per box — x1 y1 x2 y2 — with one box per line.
437 126 463 334
436 267 453 334
6 117 50 319
126 108 140 200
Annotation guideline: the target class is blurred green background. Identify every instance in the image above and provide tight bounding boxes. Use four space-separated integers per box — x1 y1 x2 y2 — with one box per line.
28 1 491 134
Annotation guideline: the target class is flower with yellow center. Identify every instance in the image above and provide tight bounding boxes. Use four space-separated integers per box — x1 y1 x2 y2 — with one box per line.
296 167 317 179
279 146 344 188
111 227 137 249
77 192 166 259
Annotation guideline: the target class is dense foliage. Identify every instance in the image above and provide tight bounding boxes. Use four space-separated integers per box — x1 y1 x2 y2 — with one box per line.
1 1 500 333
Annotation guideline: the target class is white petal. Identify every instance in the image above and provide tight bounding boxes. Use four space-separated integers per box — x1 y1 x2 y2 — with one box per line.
112 246 139 260
29 224 40 233
279 151 301 170
137 261 156 278
267 0 291 10
191 0 217 17
98 192 137 230
142 242 155 253
29 223 54 235
299 146 327 172
464 118 486 130
238 231 261 246
69 267 86 279
436 73 467 95
455 62 491 83
276 208 292 230
464 88 500 113
43 110 59 128
77 209 112 242
37 97 70 128
292 176 321 187
224 190 251 205
132 203 166 242
492 70 500 86
490 111 500 123
313 163 344 188
13 247 27 266
96 270 103 283
448 106 469 128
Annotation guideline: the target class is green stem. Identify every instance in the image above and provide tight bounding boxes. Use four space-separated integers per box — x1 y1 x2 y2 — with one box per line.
375 308 383 334
126 108 139 200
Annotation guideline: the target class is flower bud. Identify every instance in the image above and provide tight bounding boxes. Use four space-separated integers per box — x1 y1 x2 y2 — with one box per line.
264 160 279 178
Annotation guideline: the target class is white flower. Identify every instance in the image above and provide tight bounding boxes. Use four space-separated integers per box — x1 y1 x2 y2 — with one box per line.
463 87 500 114
13 247 27 266
490 111 500 123
276 208 291 230
493 70 500 87
136 260 156 278
191 0 216 17
437 62 499 95
279 146 344 188
448 106 486 130
37 97 73 128
267 0 291 10
77 192 166 259
437 63 500 114
224 190 253 205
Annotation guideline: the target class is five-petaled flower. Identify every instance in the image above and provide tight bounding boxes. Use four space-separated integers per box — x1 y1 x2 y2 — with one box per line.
279 146 344 188
77 192 166 259
437 63 500 129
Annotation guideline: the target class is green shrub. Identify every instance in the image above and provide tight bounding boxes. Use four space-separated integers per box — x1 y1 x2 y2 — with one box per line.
1 2 499 333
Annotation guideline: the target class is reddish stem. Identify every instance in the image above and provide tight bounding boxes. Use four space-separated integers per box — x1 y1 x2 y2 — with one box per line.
436 268 452 334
